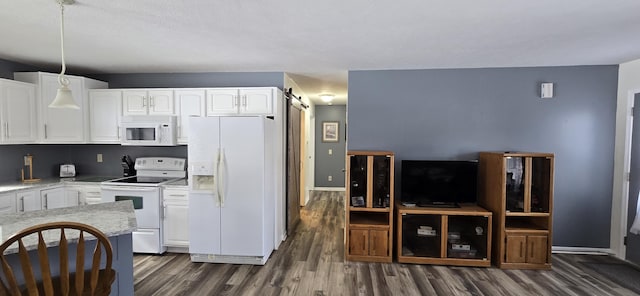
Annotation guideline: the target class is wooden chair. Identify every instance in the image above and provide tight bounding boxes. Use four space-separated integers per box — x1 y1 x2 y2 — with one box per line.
0 221 116 296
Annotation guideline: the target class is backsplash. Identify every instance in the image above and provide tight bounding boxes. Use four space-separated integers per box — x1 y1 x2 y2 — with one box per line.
0 144 187 182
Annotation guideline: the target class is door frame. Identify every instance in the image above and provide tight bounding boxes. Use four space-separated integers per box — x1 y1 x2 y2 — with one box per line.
612 88 640 259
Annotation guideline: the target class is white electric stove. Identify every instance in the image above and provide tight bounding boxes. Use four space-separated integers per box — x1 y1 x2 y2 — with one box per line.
101 157 186 254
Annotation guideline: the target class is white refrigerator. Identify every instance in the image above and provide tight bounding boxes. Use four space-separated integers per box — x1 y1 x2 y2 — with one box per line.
188 116 276 265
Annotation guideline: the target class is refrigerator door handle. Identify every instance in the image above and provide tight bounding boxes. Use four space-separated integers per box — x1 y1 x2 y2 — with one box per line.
216 148 222 207
219 148 228 207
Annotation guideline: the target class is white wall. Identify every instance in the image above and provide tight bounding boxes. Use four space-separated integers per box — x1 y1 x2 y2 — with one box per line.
611 59 640 258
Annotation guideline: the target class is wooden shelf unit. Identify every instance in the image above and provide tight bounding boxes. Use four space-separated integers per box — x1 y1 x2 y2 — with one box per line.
396 204 492 267
478 151 554 270
345 151 394 263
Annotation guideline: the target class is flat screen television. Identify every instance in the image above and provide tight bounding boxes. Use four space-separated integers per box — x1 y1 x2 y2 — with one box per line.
401 160 478 207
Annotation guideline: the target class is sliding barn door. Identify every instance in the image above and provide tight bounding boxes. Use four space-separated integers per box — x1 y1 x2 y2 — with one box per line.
287 104 302 234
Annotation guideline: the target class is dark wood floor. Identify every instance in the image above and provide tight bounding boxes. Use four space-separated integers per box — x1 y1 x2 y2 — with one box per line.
133 191 640 295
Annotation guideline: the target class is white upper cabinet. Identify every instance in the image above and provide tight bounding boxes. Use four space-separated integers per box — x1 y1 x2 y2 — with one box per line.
123 89 174 116
0 79 37 144
206 88 274 116
13 72 108 143
89 90 122 143
174 89 205 144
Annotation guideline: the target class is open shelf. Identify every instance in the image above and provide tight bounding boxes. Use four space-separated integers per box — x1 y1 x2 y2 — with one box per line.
350 212 390 226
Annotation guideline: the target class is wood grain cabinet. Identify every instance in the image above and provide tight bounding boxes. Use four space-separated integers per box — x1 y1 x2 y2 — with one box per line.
396 204 492 267
478 152 554 269
345 151 394 263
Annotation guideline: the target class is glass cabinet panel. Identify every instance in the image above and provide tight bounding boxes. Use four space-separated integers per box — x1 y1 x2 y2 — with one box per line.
505 157 525 212
349 155 367 207
402 214 441 258
531 157 552 213
447 216 488 259
372 156 391 208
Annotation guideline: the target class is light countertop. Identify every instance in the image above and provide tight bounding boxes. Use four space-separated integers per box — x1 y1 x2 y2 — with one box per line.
0 201 137 254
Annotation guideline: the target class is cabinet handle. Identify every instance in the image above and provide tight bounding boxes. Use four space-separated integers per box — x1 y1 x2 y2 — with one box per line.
233 95 238 108
44 124 48 139
20 197 24 212
163 205 167 219
4 122 8 138
117 126 120 139
242 95 247 107
44 194 48 209
363 233 366 251
142 97 147 107
150 97 155 108
520 241 524 258
529 241 534 258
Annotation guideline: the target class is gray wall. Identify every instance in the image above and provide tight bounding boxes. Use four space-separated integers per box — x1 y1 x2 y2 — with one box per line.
92 72 284 89
348 66 618 248
0 59 40 80
315 105 347 187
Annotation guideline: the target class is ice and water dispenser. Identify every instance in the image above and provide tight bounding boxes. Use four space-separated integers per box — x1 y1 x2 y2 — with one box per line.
189 162 216 192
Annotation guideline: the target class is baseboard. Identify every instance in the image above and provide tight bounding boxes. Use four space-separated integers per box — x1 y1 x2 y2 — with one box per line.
314 187 345 192
551 246 613 255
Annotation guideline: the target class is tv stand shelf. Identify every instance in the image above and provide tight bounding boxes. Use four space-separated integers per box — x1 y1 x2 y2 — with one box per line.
396 203 492 267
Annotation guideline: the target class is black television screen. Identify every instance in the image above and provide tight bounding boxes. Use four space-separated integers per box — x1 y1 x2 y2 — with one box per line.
401 160 478 206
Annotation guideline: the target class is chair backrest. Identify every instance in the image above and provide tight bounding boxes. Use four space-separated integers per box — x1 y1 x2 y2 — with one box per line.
0 221 115 296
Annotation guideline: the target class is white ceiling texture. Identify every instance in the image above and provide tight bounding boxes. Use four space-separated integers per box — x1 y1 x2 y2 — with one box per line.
1 0 639 105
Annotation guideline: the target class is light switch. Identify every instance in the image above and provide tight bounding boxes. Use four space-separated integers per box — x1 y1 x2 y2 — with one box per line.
328 149 333 155
328 175 333 181
97 154 103 163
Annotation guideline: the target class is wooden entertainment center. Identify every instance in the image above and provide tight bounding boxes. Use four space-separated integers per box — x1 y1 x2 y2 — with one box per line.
345 150 554 270
396 204 492 267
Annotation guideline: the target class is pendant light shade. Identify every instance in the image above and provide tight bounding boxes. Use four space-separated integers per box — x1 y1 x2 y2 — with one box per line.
50 84 79 109
49 0 79 110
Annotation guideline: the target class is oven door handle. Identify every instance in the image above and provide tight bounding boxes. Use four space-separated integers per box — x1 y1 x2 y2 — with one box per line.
101 185 158 192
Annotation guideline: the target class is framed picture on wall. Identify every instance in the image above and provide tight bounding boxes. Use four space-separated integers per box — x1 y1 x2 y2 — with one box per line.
322 121 339 142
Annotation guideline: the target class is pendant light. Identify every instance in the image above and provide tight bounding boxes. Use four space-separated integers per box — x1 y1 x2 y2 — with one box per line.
49 0 79 109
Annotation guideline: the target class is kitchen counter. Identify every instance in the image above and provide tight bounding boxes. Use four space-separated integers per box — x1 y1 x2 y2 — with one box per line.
163 178 188 188
1 200 136 253
0 201 136 296
0 176 120 194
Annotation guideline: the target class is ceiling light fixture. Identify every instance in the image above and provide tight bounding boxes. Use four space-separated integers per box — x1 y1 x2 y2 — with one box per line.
49 0 79 109
320 94 334 103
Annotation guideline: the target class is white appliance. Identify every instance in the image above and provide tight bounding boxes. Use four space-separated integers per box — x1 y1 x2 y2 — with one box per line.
121 115 177 146
59 164 76 177
188 116 276 265
102 157 186 254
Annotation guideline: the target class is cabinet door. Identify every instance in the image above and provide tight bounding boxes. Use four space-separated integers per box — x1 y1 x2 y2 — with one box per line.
82 186 102 205
175 89 205 144
526 235 548 264
40 74 85 142
122 90 148 115
41 187 70 210
163 201 189 247
349 229 369 256
369 229 389 257
148 90 174 115
206 89 238 116
17 190 40 212
2 81 37 143
0 193 16 213
89 90 122 143
505 235 527 263
239 88 273 115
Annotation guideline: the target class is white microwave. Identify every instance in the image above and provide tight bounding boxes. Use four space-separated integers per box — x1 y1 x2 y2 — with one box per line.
121 115 177 146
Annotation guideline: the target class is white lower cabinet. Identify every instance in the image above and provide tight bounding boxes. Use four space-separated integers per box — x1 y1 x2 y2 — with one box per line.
0 192 17 213
41 187 79 210
163 188 189 248
16 190 40 212
81 185 102 205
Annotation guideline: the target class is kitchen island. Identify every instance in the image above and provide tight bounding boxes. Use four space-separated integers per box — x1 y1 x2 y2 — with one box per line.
0 201 136 295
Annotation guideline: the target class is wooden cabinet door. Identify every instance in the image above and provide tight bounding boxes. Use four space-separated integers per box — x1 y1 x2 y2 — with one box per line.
349 229 369 256
369 229 389 257
526 235 548 264
148 90 174 115
505 235 526 263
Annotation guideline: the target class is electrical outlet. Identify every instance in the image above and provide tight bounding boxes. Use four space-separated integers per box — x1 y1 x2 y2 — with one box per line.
328 175 333 182
97 154 103 163
328 149 333 155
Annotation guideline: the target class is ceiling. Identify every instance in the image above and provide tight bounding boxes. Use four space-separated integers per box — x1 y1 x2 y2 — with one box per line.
1 0 639 105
